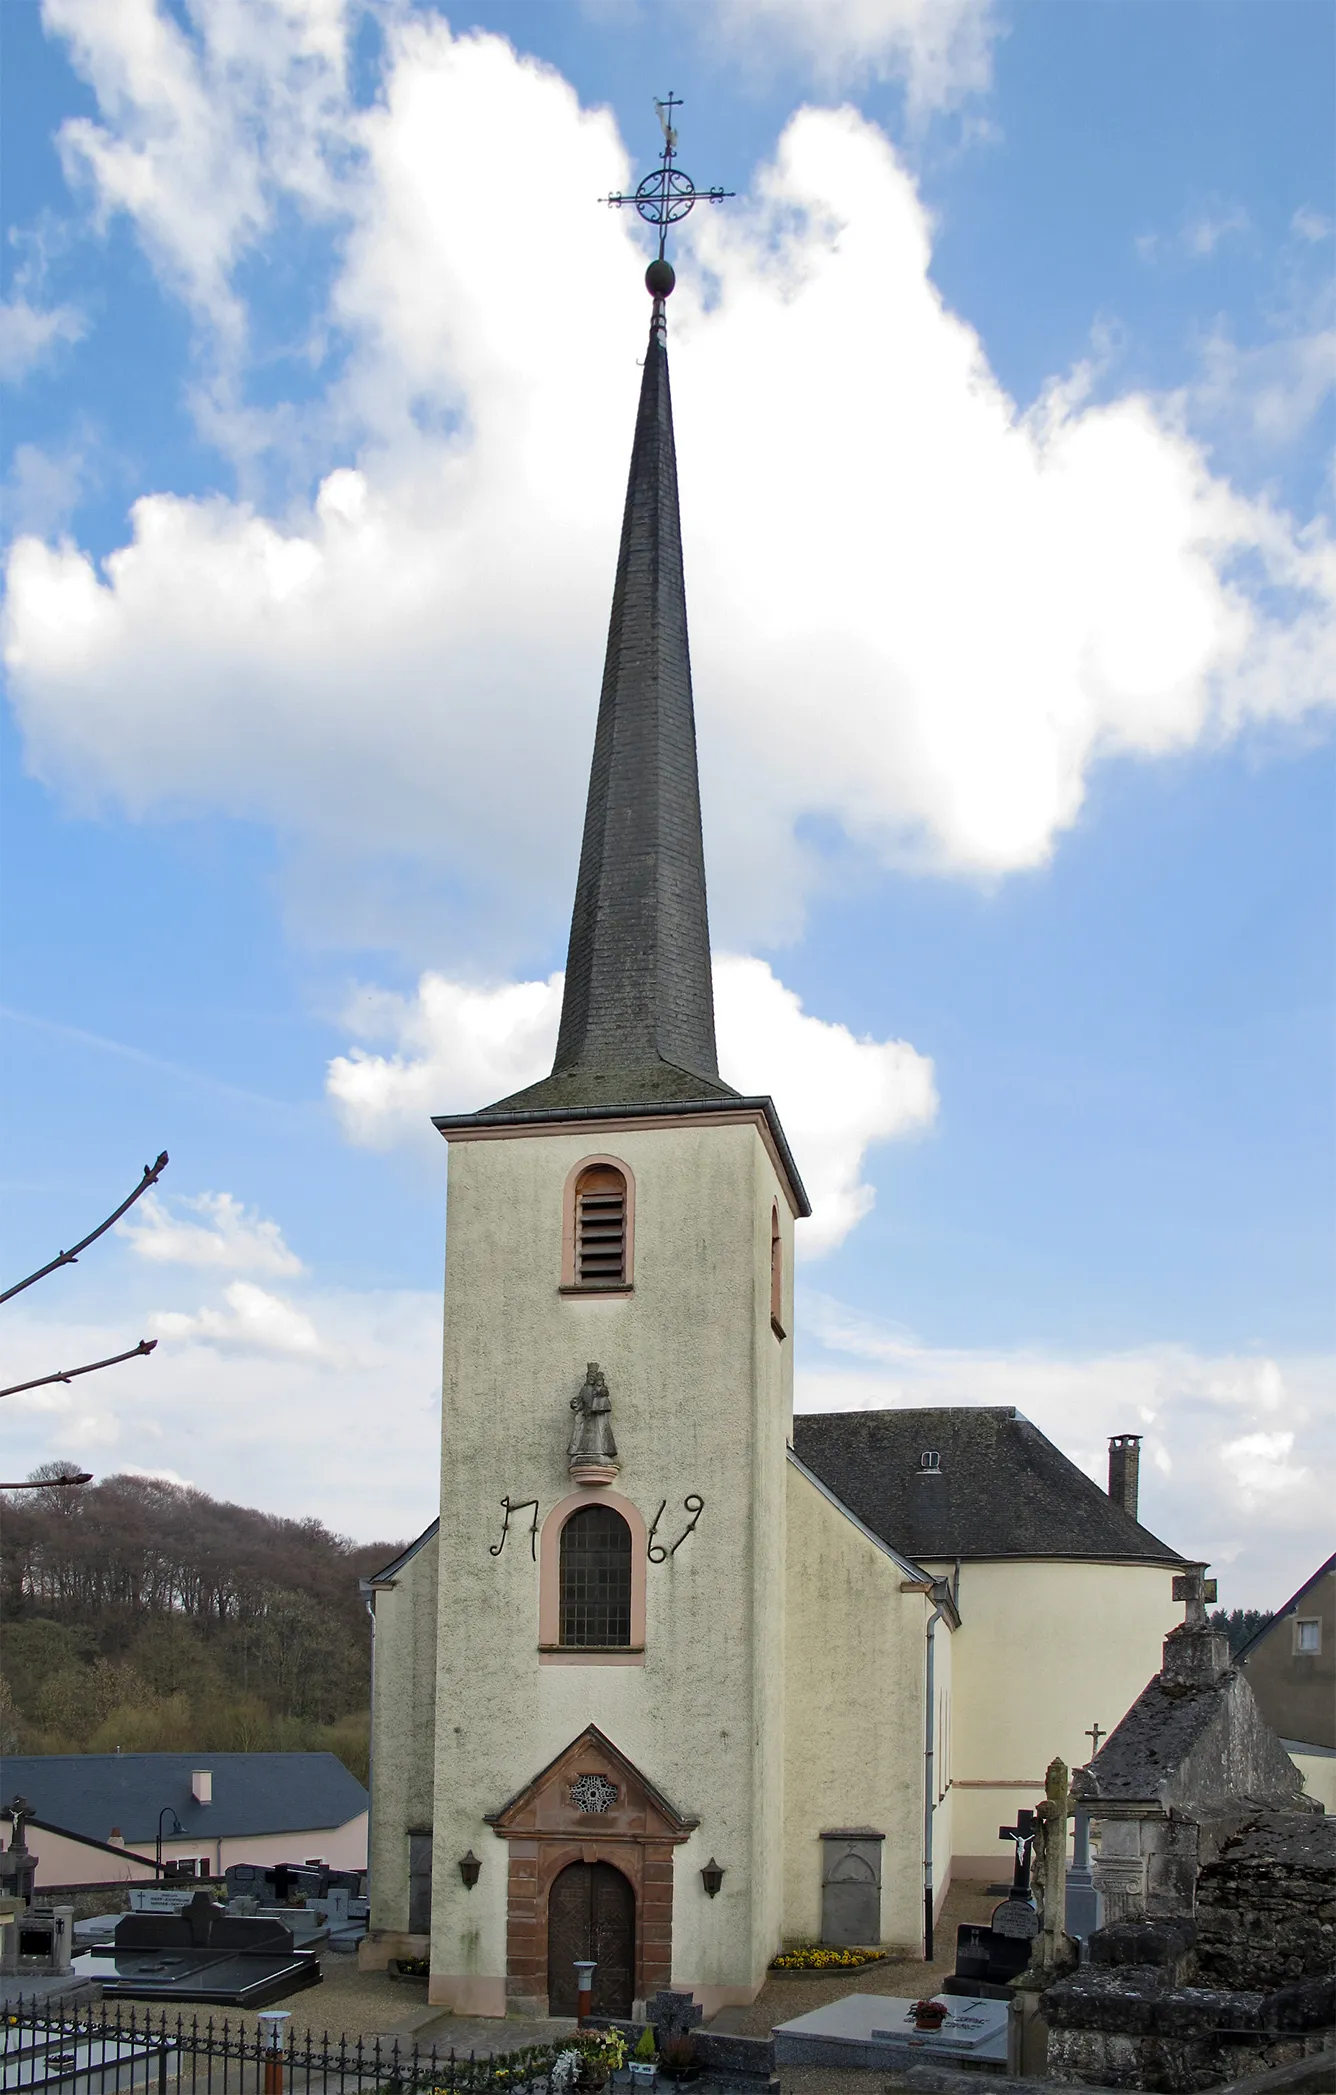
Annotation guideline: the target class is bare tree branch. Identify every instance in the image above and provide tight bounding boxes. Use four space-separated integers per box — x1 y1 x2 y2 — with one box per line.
0 1472 93 1490
0 1152 169 1305
0 1338 158 1400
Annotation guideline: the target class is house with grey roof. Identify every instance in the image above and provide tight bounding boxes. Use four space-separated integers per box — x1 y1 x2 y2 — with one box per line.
0 1752 367 1891
1237 1551 1336 1810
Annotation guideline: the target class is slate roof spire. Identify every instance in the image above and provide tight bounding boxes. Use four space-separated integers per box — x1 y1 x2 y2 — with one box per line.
492 267 736 1114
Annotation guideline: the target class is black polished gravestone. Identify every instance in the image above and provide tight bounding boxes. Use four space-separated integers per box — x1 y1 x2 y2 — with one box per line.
72 1891 321 2006
944 1810 1040 1999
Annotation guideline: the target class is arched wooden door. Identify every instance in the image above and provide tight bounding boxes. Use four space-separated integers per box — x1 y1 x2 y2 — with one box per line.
546 1860 635 2014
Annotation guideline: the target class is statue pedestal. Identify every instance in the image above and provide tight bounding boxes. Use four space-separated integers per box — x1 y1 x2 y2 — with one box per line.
569 1462 619 1487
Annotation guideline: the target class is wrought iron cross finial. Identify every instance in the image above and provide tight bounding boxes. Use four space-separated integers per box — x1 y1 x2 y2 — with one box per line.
601 92 735 266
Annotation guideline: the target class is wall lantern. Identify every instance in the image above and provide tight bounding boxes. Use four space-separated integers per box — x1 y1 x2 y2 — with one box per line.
458 1851 482 1889
700 1858 725 1898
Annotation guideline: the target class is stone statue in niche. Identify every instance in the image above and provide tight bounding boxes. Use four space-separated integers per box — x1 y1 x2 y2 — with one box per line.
568 1362 619 1485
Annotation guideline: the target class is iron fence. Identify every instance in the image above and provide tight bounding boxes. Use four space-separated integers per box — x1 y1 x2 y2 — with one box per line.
1 2000 563 2095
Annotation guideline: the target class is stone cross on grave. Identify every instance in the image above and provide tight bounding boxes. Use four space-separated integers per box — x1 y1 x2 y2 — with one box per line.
1172 1568 1218 1628
1085 1721 1106 1758
650 1990 703 2043
1027 1758 1077 1981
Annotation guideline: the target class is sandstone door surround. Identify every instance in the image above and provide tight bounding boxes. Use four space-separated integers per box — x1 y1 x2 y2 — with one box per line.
485 1725 698 2013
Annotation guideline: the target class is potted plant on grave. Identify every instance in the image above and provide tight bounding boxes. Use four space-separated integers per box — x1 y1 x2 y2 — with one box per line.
550 2030 627 2092
912 1998 949 2032
628 2027 658 2088
656 2033 702 2084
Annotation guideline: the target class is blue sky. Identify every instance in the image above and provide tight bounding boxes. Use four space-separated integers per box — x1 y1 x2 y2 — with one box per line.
1 0 1331 1606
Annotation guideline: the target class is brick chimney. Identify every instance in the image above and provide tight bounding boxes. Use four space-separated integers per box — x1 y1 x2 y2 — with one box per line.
1108 1434 1141 1521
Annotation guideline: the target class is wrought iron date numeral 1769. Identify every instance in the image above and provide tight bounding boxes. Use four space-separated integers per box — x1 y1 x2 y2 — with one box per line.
647 1494 704 1563
489 1496 540 1560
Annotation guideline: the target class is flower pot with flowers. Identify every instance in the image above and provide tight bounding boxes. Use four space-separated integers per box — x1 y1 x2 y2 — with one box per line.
912 1999 949 2032
550 2031 627 2092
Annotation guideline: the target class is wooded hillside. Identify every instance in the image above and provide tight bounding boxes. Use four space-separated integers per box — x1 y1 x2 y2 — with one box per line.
0 1470 403 1782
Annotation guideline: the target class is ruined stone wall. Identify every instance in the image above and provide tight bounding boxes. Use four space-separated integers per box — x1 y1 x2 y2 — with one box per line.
1194 1808 1335 1990
1044 1811 1335 2090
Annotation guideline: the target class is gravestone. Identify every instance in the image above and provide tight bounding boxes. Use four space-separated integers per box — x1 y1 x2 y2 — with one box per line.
946 1808 1037 1994
649 1989 703 2043
820 1829 883 1946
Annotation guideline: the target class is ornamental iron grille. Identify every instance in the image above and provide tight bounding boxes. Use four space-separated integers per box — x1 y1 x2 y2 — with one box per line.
559 1505 632 1647
569 1773 619 1815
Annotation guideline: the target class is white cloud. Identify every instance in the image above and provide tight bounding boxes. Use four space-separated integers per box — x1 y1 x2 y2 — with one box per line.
1 1289 441 1538
798 1299 1335 1609
705 0 997 108
714 955 937 1252
1191 326 1336 454
0 296 85 384
328 953 937 1256
45 0 348 349
329 971 565 1144
120 1190 305 1276
118 1463 197 1488
4 13 1334 961
1291 206 1331 245
1135 200 1252 267
151 1280 322 1355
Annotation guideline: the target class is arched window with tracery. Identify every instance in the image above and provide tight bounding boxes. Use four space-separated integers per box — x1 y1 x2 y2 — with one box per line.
559 1504 632 1648
562 1158 634 1291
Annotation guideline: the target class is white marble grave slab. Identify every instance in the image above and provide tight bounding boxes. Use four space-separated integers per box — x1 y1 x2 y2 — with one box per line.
773 1992 1008 2072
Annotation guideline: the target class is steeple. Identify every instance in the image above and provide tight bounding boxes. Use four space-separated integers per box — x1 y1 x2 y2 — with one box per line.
439 105 807 1213
491 272 734 1115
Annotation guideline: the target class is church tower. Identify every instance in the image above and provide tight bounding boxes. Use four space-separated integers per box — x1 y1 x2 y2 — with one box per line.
419 242 809 2015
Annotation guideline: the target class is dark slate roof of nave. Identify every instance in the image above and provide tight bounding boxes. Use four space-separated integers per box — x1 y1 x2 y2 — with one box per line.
0 1752 367 1848
791 1407 1184 1564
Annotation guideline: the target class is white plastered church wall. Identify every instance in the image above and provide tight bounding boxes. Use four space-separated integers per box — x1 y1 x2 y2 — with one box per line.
428 1117 794 2012
363 1528 439 1963
934 1558 1180 1871
782 1461 945 1951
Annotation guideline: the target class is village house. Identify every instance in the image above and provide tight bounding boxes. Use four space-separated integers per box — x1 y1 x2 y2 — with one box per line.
0 1752 367 1890
1238 1553 1336 1812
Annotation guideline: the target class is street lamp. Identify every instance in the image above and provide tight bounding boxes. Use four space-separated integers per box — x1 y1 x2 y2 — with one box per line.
156 1808 184 1881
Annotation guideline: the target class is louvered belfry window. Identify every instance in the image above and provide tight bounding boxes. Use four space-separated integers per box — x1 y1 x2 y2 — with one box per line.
559 1505 633 1647
575 1165 627 1286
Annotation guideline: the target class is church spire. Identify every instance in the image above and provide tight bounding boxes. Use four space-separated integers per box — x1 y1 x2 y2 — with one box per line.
492 113 739 1115
549 282 729 1104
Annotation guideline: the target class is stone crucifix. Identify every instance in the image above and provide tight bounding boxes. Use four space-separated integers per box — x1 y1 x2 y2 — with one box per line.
1172 1567 1218 1628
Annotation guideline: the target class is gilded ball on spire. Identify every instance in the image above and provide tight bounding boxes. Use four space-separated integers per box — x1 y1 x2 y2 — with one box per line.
645 258 675 299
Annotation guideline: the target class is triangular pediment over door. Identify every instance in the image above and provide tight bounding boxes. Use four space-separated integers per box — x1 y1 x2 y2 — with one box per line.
486 1724 698 1843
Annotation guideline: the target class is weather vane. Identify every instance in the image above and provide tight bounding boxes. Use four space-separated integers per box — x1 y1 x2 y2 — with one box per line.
601 94 734 294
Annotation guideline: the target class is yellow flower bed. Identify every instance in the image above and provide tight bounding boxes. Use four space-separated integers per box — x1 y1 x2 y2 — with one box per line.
770 1944 884 1970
